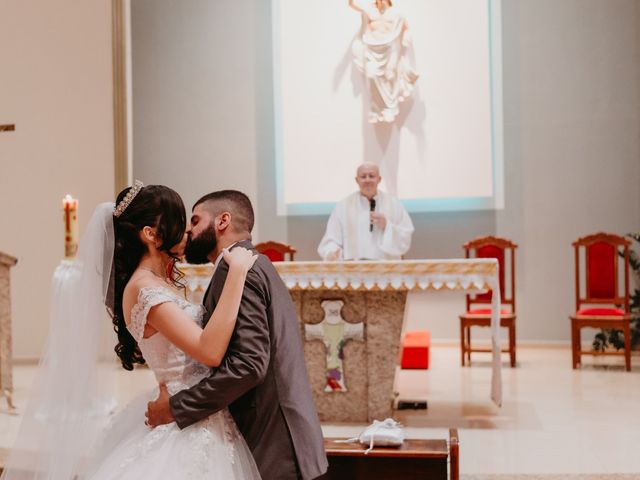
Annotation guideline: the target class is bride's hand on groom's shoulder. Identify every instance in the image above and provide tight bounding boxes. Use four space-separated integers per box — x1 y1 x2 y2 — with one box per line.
223 247 258 272
145 383 174 428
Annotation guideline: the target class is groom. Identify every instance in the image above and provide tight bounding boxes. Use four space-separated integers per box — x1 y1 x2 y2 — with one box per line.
146 190 328 480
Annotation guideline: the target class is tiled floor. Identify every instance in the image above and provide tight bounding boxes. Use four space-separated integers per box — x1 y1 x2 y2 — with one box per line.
1 345 639 476
389 345 640 476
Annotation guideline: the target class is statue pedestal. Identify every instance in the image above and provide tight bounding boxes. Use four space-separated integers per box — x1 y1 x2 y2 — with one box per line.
181 258 502 423
0 252 18 410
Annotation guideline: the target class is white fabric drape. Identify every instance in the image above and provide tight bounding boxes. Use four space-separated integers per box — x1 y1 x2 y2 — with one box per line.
1 203 116 480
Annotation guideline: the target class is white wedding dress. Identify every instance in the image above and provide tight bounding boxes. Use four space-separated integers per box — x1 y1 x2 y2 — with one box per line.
86 286 261 480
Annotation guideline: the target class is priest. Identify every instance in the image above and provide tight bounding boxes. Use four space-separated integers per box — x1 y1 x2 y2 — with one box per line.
318 162 414 261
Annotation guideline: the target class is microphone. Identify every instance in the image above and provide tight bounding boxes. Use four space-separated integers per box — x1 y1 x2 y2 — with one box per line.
369 198 376 232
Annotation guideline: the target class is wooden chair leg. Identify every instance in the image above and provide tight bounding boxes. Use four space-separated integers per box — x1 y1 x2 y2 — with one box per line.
460 321 466 367
570 320 575 369
624 321 631 372
449 428 459 480
509 323 516 368
466 326 472 365
571 321 579 369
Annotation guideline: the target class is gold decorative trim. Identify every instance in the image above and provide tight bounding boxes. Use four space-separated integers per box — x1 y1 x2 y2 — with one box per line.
178 264 215 277
273 259 498 276
178 259 498 293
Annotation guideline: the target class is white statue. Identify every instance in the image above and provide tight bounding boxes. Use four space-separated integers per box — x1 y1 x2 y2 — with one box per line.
349 0 419 123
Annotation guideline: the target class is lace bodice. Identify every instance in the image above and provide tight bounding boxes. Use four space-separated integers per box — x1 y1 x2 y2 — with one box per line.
127 287 210 395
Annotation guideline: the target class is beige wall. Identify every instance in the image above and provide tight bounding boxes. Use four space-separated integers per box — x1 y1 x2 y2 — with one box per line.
132 0 640 343
130 0 264 239
2 1 637 359
488 0 640 342
0 1 115 359
130 0 288 244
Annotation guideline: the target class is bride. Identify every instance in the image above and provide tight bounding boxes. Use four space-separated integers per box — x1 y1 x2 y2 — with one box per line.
1 183 261 479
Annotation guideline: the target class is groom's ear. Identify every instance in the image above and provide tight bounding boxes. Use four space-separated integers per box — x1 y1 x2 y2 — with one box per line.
215 212 232 232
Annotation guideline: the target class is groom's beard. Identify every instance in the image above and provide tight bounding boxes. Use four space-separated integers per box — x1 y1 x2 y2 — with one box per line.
184 228 217 264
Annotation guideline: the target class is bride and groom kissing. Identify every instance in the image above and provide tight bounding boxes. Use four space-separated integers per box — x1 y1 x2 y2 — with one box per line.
1 184 327 480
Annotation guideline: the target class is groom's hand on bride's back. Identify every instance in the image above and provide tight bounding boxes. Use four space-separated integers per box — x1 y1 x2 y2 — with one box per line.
145 383 175 427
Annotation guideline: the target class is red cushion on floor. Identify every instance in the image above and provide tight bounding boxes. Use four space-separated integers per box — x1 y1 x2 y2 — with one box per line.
467 308 511 315
576 307 625 316
400 330 430 370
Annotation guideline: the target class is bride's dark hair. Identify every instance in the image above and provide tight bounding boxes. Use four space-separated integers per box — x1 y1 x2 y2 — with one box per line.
110 184 186 370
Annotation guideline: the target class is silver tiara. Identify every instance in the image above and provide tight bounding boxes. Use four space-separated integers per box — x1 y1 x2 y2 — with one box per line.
113 180 144 218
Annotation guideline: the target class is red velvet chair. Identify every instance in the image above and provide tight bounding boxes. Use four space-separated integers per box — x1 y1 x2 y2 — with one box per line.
570 233 632 371
459 236 518 367
255 241 296 262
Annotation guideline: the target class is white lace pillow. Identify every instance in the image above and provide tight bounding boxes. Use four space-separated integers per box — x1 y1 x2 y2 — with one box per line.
338 418 405 454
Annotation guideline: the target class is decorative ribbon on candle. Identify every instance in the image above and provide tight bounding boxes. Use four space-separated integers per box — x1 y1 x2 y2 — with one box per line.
63 195 79 258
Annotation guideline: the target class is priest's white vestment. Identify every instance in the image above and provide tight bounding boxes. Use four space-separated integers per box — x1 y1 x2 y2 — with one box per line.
317 190 414 261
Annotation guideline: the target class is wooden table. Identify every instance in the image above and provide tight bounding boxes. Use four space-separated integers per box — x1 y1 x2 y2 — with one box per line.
320 429 459 480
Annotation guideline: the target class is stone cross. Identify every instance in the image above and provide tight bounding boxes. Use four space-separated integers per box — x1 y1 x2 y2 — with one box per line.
305 299 364 393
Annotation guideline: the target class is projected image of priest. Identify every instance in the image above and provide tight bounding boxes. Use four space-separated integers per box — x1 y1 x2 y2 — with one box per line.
318 162 414 261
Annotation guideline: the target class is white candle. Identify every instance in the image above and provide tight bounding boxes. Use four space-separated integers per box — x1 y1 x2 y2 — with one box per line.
62 195 78 258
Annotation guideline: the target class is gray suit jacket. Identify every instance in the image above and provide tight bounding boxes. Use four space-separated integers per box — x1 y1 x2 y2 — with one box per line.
170 240 327 480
